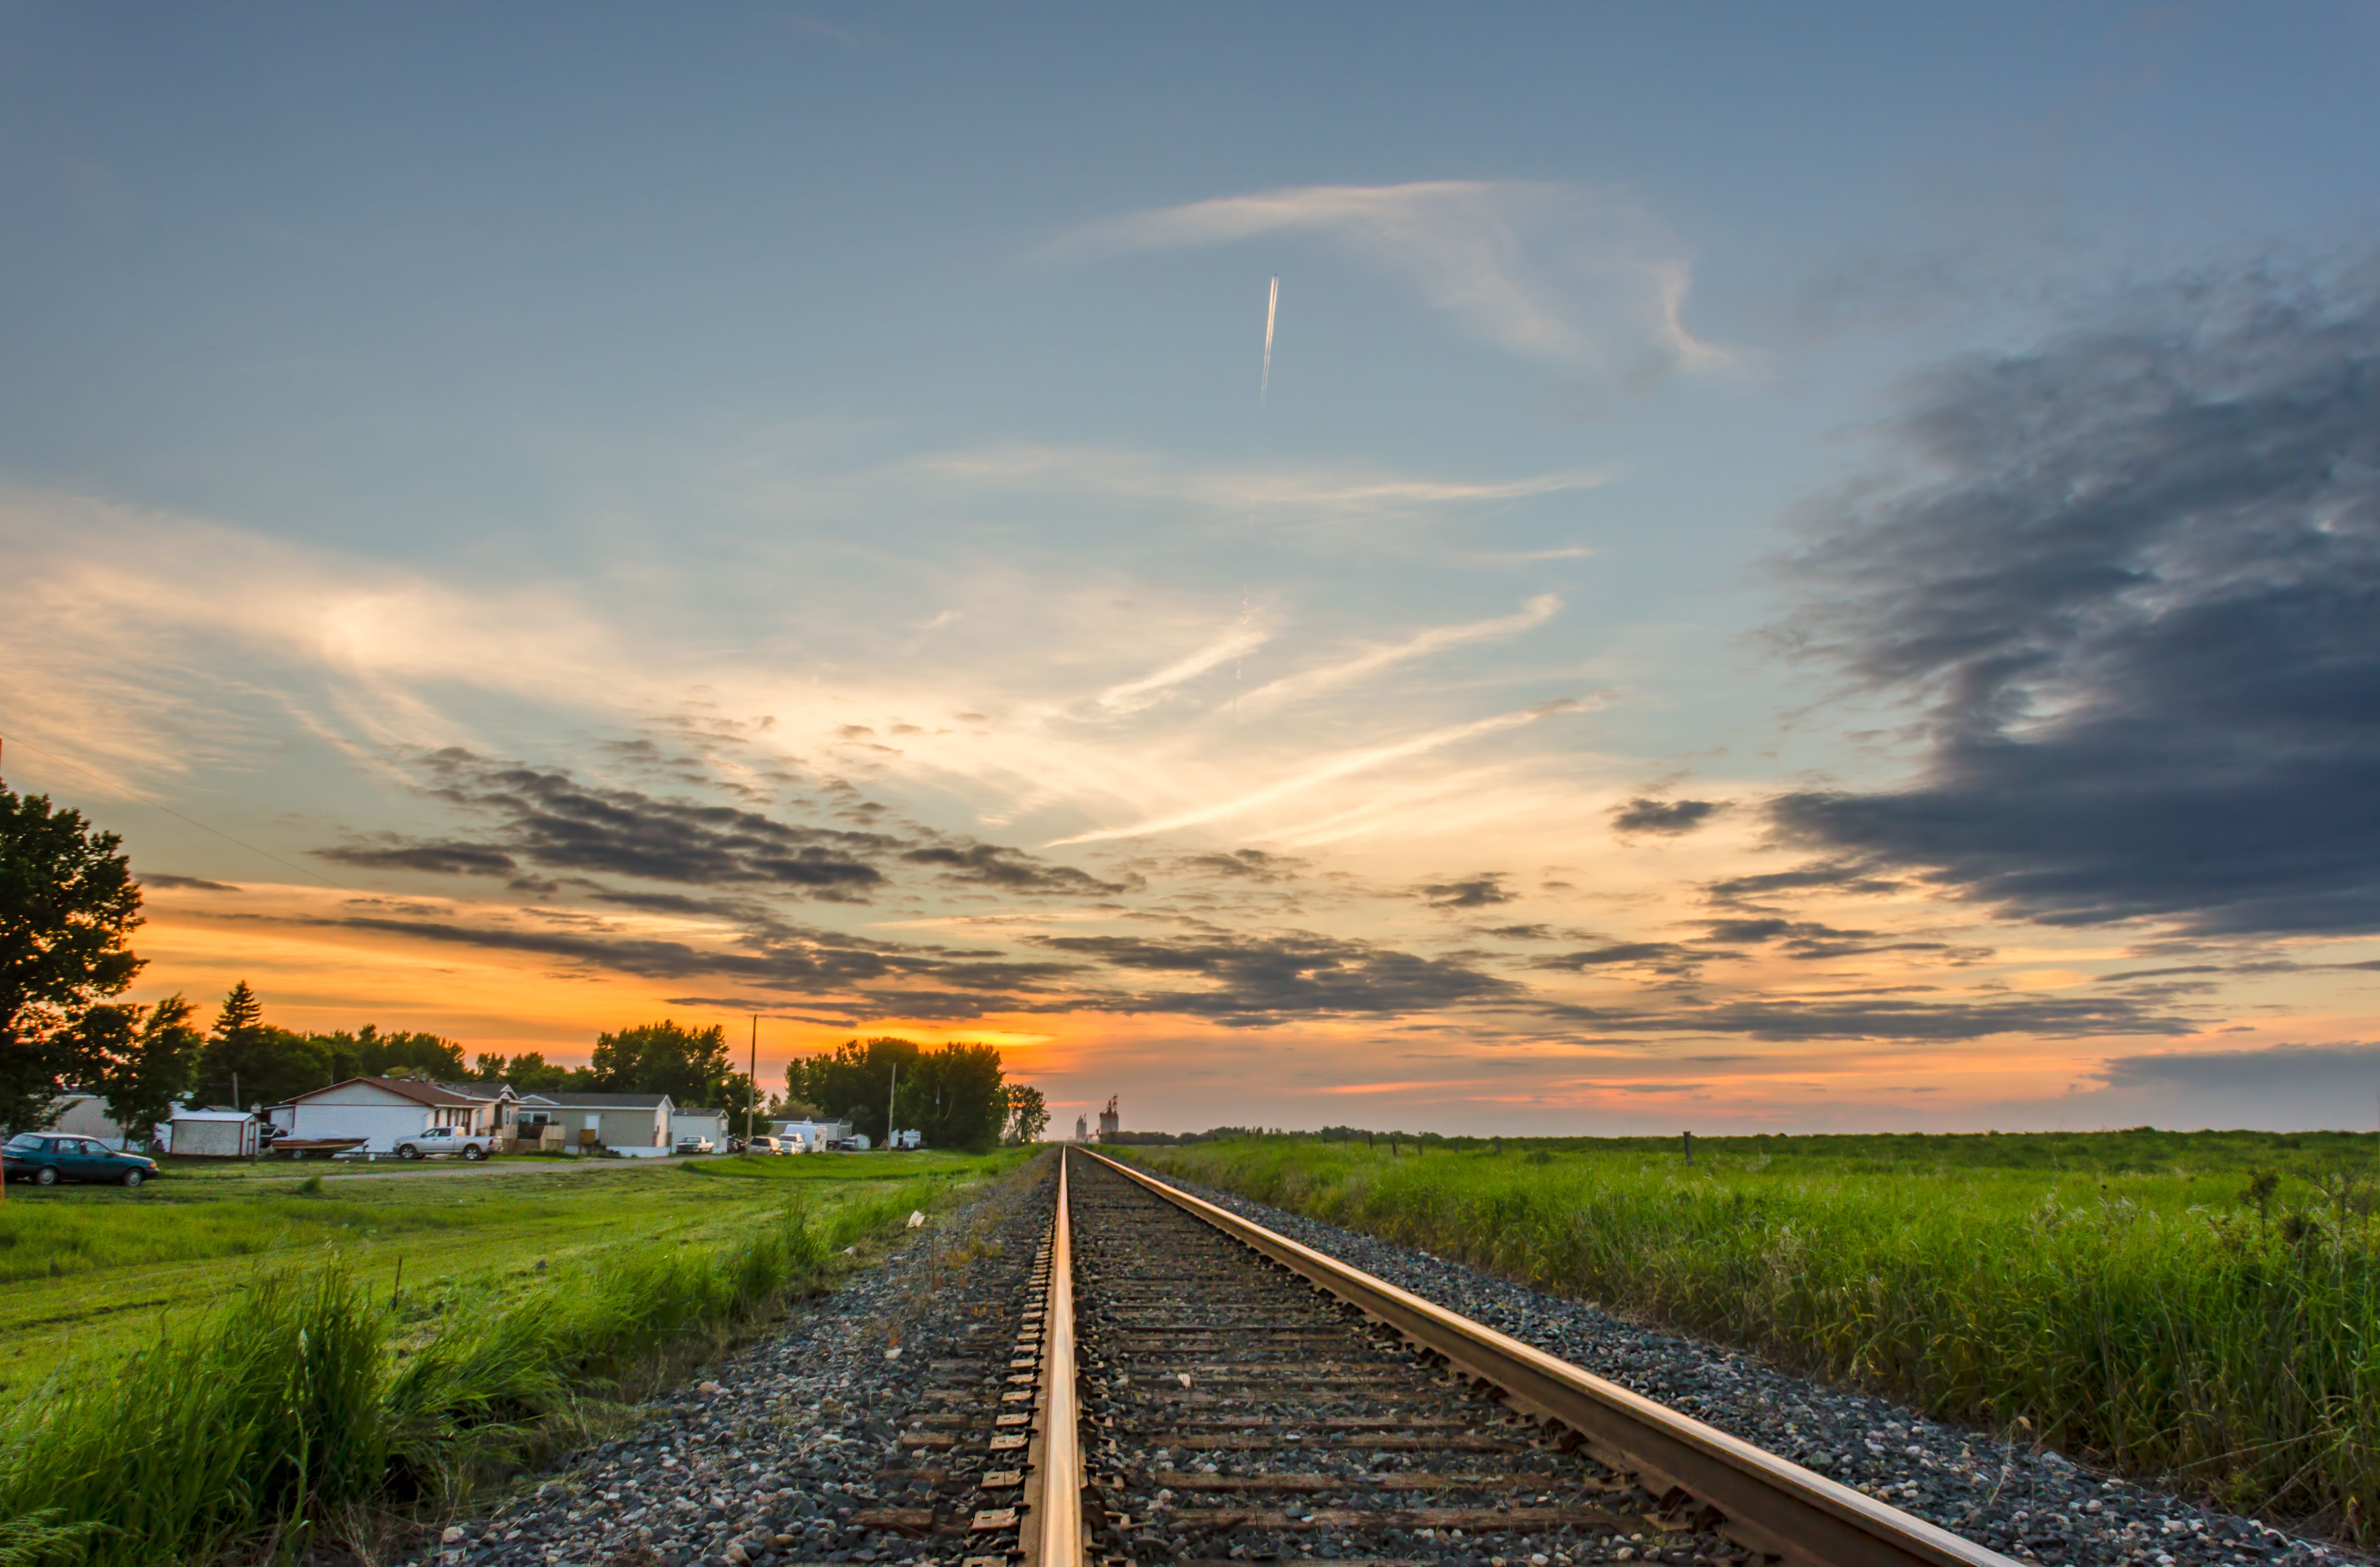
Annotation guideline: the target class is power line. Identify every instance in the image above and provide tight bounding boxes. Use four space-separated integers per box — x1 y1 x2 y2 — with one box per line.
0 729 349 891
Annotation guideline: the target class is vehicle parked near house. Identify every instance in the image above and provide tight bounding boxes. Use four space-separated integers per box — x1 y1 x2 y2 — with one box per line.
744 1135 799 1155
673 1135 716 1155
391 1126 499 1160
3 1132 161 1187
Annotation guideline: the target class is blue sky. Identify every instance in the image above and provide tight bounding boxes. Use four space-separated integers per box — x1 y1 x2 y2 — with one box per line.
4 3 2378 1133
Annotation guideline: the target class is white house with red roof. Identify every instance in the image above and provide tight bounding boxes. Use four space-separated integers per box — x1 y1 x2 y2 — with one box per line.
267 1076 505 1153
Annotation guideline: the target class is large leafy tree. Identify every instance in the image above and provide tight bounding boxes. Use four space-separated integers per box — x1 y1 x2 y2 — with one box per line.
309 1024 466 1082
1004 1083 1049 1145
0 788 144 1135
589 1020 737 1106
68 993 203 1145
786 1036 1013 1151
786 1036 921 1142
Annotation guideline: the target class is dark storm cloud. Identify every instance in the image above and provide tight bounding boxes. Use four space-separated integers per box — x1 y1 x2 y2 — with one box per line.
317 912 1078 1007
900 842 1130 896
1610 797 1729 836
318 839 522 877
1772 272 2380 937
1176 848 1303 881
1414 873 1516 909
1037 930 1521 1026
408 748 894 895
1545 992 2187 1043
1693 917 1957 961
1704 861 1905 904
1530 942 1696 970
2095 1039 2380 1095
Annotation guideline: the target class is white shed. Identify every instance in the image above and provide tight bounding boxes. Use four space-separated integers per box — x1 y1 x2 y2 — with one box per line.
167 1109 260 1158
671 1107 730 1146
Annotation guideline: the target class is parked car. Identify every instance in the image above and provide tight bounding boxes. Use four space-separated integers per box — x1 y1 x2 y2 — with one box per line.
745 1135 803 1155
674 1135 716 1155
3 1132 161 1188
392 1127 498 1160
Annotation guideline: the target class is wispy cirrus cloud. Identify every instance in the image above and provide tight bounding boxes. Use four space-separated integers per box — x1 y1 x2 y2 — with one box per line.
902 443 1605 519
1046 698 1586 847
1049 180 1739 380
1236 594 1559 712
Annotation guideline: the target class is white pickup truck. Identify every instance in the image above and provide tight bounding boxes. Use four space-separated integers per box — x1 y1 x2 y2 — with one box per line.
392 1127 499 1161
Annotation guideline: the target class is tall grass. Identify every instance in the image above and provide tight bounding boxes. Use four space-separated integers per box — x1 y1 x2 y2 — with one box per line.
0 1175 951 1565
1135 1139 2380 1545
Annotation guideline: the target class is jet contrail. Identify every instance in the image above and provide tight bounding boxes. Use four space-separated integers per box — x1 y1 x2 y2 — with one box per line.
1260 273 1278 402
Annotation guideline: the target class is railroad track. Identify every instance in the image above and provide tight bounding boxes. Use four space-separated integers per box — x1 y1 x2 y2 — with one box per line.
977 1146 2021 1567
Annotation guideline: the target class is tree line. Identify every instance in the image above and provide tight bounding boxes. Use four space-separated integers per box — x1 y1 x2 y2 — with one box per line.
2 785 1046 1147
782 1035 1046 1152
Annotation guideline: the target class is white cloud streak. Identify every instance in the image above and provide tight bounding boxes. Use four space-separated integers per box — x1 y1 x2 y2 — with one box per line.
901 443 1606 517
1236 593 1560 712
1098 621 1273 714
1051 180 1739 379
1045 698 1583 847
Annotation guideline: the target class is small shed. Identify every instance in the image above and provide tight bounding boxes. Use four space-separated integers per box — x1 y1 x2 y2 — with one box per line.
168 1109 260 1158
670 1107 730 1147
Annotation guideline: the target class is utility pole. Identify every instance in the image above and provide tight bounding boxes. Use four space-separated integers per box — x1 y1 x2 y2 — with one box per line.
1684 1129 1694 1166
746 1015 758 1153
885 1062 899 1152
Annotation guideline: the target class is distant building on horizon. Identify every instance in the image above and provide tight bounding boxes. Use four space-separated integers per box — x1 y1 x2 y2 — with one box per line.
1098 1096 1120 1140
1073 1113 1088 1142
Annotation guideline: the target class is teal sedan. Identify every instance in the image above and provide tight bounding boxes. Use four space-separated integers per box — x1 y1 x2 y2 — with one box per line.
2 1132 159 1188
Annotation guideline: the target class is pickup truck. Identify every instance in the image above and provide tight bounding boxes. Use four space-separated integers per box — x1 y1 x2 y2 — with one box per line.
392 1127 499 1161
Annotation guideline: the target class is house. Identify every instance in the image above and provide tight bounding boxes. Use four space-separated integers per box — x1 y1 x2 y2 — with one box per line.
46 1093 145 1150
670 1107 730 1147
518 1092 674 1154
434 1081 521 1141
770 1117 852 1152
267 1077 495 1153
167 1108 260 1158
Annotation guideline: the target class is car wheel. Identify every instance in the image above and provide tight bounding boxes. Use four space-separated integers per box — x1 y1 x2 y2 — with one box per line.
398 1145 419 1159
464 1144 486 1161
121 1168 145 1188
34 1166 58 1187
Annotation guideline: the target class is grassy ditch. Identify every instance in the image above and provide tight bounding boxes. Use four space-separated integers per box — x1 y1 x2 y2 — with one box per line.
0 1157 1024 1567
1124 1135 2380 1547
0 1149 1019 1398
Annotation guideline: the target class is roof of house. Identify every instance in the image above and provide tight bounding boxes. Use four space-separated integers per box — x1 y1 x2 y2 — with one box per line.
435 1081 518 1102
520 1092 674 1109
285 1076 482 1109
173 1109 256 1123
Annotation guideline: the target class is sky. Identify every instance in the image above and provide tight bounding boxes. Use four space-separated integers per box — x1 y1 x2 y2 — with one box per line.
3 2 2379 1135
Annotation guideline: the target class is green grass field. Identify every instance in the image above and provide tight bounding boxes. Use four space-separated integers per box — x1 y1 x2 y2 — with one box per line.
0 1149 1017 1401
1124 1131 2380 1545
0 1146 1037 1565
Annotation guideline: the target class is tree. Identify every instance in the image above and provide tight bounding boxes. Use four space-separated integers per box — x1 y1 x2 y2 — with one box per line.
589 1020 735 1106
786 1036 1012 1151
897 1043 1008 1152
786 1037 921 1143
190 983 331 1110
310 1024 466 1083
1004 1082 1049 1145
0 788 144 1136
68 993 202 1146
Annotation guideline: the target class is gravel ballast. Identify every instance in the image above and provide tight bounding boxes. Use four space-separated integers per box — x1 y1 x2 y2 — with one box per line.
1120 1160 2356 1567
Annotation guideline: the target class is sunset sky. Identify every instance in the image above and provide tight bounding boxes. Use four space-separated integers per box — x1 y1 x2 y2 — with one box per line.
4 4 2378 1133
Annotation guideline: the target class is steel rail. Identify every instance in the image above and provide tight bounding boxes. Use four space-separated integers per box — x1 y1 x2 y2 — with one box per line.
1079 1148 2019 1567
1018 1149 1085 1567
